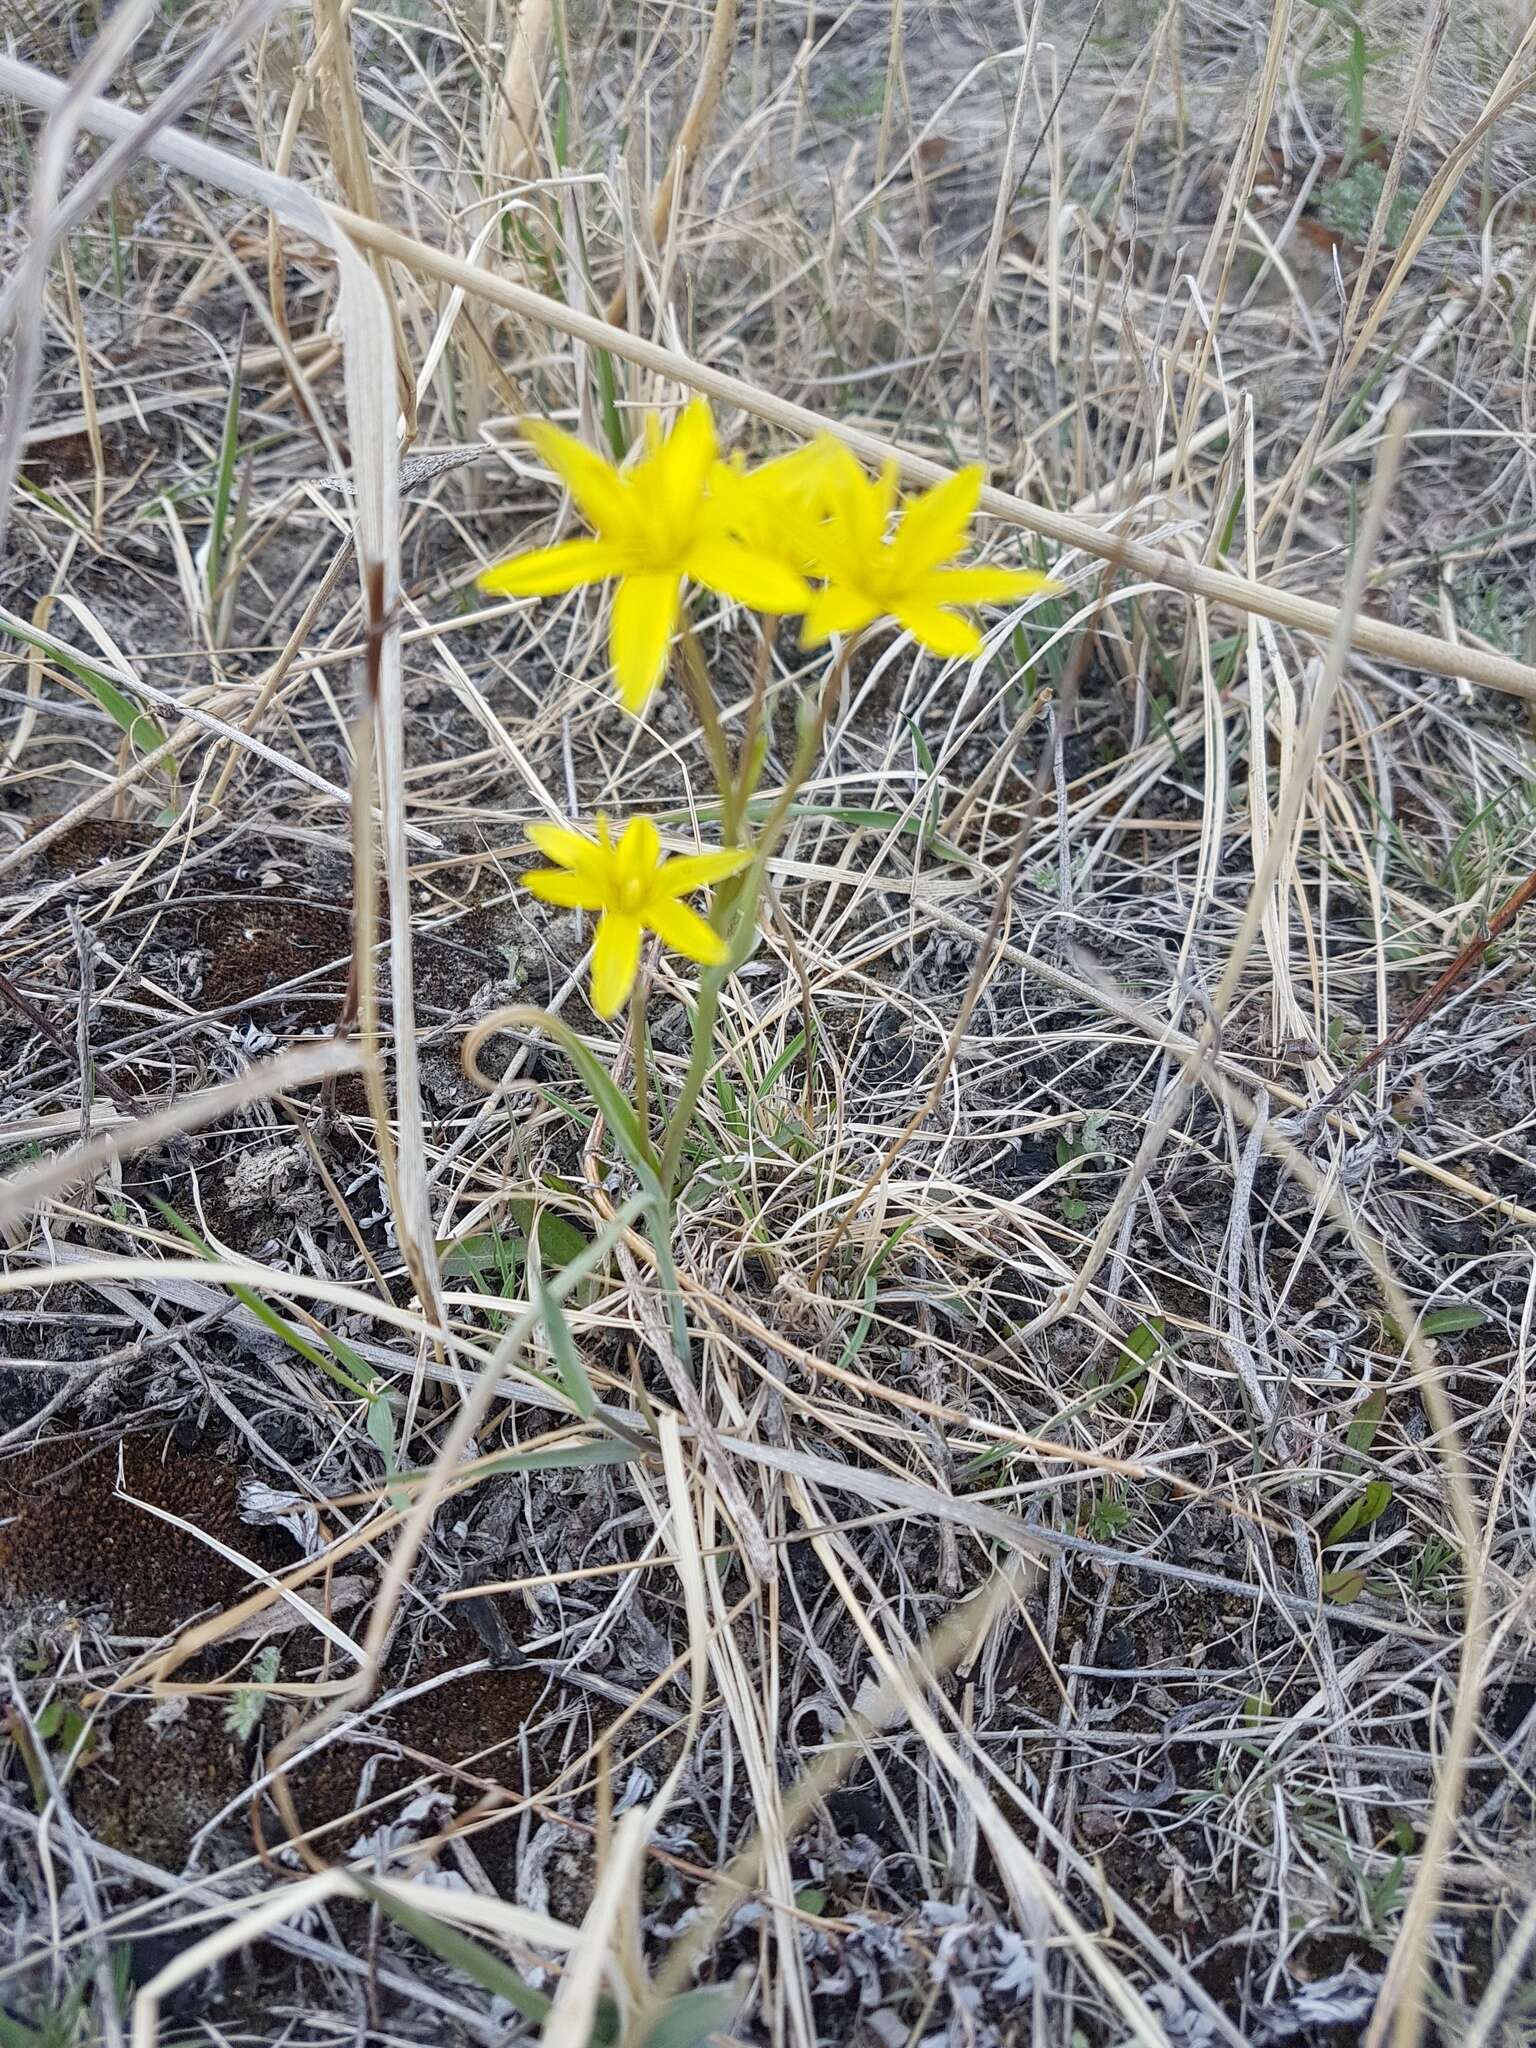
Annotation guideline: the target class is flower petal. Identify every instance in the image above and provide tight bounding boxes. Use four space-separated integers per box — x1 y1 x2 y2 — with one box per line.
617 815 662 892
526 821 605 876
651 400 717 529
816 442 885 574
815 436 870 499
610 572 682 711
521 867 608 910
685 536 810 614
859 459 901 556
918 565 1060 606
772 437 847 512
644 895 730 967
889 467 983 578
709 469 828 576
704 461 775 557
801 582 880 647
892 600 983 658
478 537 625 597
653 847 752 898
590 912 642 1018
524 418 634 539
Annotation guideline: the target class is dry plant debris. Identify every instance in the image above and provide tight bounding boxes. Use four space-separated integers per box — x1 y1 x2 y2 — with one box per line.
1 2 1535 2046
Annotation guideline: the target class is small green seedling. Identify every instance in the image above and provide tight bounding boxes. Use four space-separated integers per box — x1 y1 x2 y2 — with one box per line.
224 1646 281 1740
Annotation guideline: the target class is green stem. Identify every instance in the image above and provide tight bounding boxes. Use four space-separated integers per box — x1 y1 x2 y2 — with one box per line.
630 959 652 1142
656 965 725 1197
744 631 859 868
677 615 740 844
734 612 779 815
657 633 861 1199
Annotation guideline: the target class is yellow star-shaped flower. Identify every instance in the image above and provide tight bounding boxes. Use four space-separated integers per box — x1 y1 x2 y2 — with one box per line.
801 446 1057 658
705 439 843 581
522 815 750 1018
479 402 811 712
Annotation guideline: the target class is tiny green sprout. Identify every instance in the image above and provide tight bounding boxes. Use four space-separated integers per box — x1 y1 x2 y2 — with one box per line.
224 1646 280 1740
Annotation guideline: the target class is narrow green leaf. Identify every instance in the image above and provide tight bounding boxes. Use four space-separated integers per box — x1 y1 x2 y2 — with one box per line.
503 1018 689 1382
1119 1317 1165 1367
512 1009 660 1198
441 1229 525 1286
16 473 91 536
1345 1389 1387 1456
837 1219 917 1370
356 1878 552 2024
1357 1479 1393 1527
753 1029 807 1101
474 1438 639 1479
635 1988 739 2048
530 1247 597 1420
366 1388 399 1474
1217 481 1247 558
1418 1305 1486 1338
1325 1479 1393 1548
714 1070 750 1143
153 1198 375 1402
906 713 936 777
1324 1497 1364 1547
53 644 171 765
594 346 626 462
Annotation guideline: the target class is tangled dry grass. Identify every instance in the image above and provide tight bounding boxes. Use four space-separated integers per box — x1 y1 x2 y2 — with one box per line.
2 1 1535 2044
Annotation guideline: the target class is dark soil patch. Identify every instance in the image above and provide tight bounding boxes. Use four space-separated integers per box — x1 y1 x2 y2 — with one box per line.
280 1623 554 1884
72 1695 259 1871
0 1432 299 1638
0 1432 560 1882
70 1623 556 1879
196 894 352 1023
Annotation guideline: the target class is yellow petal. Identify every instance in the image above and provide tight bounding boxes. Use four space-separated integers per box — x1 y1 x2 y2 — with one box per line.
653 847 752 898
685 536 810 614
616 815 662 893
703 460 768 544
705 461 828 574
521 867 608 910
875 458 902 517
801 582 880 648
651 400 717 529
889 467 983 578
527 821 606 875
771 437 846 511
523 418 634 539
706 456 748 503
730 440 839 519
644 895 730 967
817 443 881 566
891 600 982 659
478 537 625 597
813 437 869 497
610 571 682 711
590 912 642 1017
919 564 1059 606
